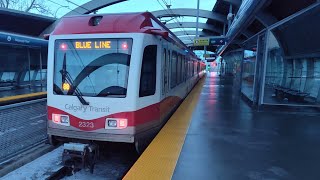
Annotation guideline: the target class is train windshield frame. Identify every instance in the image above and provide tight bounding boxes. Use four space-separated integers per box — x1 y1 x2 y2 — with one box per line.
53 38 132 98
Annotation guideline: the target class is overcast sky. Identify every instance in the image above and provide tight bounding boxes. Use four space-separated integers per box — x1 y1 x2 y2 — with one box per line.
46 0 216 22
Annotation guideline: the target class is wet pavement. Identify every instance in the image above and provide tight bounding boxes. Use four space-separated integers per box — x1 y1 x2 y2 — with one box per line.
173 73 320 180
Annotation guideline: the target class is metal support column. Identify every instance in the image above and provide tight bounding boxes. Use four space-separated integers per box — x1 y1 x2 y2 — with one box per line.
39 50 43 88
228 5 233 31
204 45 207 61
195 0 200 38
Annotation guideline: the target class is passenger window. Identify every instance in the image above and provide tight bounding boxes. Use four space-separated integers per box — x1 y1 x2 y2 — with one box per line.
177 55 181 84
171 52 177 88
139 45 157 97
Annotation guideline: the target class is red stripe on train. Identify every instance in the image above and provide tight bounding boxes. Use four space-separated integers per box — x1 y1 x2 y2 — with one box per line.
47 96 181 131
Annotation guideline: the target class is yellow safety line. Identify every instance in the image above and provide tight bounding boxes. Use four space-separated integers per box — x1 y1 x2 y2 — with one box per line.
123 78 205 180
0 92 47 102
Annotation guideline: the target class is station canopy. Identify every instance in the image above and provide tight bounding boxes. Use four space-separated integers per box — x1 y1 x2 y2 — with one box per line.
3 0 237 57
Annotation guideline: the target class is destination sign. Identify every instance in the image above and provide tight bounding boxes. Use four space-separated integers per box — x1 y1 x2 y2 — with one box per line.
74 40 111 49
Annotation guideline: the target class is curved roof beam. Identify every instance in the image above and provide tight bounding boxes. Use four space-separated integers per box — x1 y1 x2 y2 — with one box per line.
65 0 127 16
174 30 216 37
152 8 227 23
41 0 127 35
166 22 222 34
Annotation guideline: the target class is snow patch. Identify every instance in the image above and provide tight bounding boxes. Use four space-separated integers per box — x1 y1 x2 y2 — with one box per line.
2 146 64 180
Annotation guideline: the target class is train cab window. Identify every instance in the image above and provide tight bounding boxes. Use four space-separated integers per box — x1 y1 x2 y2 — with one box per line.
139 45 157 97
53 38 132 98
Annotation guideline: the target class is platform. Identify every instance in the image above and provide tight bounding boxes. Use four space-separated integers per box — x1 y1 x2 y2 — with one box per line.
0 87 46 106
0 100 47 162
124 73 320 180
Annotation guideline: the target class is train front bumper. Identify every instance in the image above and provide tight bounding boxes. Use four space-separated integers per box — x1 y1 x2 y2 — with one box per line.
48 127 135 143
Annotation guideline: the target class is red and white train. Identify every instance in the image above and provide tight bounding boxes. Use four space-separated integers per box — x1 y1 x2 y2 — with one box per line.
47 12 205 152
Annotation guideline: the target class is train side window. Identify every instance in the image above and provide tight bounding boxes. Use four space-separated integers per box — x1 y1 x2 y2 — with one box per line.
171 51 177 88
139 45 157 97
177 54 181 84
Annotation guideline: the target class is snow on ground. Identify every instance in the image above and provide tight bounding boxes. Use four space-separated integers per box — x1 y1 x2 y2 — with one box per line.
3 143 138 180
2 146 64 180
63 149 137 180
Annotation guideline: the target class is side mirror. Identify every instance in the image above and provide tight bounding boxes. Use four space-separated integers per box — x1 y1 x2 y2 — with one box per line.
150 29 169 38
141 27 169 39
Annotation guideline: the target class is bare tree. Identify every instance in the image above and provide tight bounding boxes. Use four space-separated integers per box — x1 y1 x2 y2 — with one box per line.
0 0 54 16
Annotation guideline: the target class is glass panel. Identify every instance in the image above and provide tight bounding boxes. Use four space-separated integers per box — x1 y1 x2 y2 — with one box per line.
41 48 48 87
241 49 257 100
0 44 28 92
139 45 157 97
262 5 320 106
263 31 320 106
29 49 42 88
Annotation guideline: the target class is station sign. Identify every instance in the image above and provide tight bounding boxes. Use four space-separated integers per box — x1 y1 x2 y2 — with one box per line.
209 37 227 46
0 32 47 46
193 37 227 46
203 54 216 58
193 38 209 46
206 55 217 62
206 58 217 62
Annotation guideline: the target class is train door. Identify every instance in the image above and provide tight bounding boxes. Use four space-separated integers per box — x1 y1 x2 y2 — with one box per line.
161 48 167 98
161 47 169 122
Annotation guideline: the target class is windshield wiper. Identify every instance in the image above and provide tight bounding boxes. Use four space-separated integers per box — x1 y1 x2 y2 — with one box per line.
60 53 89 105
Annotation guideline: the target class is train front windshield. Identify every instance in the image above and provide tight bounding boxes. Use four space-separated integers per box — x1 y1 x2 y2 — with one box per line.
53 39 132 97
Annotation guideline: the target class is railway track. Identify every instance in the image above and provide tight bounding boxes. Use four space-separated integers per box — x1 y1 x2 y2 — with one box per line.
46 166 70 180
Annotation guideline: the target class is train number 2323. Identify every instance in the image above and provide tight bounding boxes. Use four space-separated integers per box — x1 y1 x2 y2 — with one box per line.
79 121 94 128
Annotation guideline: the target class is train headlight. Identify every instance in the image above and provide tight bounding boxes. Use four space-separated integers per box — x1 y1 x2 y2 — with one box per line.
52 114 70 126
108 119 117 127
60 116 70 124
105 118 127 129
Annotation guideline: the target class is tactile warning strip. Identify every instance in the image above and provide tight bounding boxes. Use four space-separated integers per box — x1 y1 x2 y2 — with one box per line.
0 92 46 103
123 78 205 180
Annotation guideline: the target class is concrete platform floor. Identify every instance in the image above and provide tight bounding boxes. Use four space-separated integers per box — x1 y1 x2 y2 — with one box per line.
0 86 45 98
173 74 320 180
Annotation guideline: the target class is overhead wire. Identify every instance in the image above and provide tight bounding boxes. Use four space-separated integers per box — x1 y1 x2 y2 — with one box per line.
46 0 83 15
66 0 92 13
156 0 194 43
161 0 194 42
